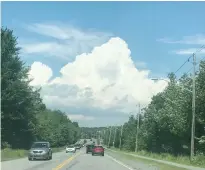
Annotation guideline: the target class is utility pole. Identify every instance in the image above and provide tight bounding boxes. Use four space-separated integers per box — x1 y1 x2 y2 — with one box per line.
191 53 196 160
119 125 123 150
113 126 117 147
135 104 140 152
108 127 112 147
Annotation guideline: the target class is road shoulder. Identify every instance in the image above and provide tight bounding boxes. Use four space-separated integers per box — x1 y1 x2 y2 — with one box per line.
106 148 201 170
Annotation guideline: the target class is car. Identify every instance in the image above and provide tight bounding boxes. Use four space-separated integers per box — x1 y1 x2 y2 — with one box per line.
28 141 52 161
86 144 94 154
75 144 81 149
92 145 104 156
66 145 76 153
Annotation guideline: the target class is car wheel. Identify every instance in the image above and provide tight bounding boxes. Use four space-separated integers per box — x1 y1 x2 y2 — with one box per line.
28 157 32 161
45 155 49 160
92 153 94 156
102 153 104 156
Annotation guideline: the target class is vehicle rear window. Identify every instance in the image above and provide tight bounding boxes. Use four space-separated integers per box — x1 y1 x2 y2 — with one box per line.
94 146 103 149
67 145 73 148
31 143 48 148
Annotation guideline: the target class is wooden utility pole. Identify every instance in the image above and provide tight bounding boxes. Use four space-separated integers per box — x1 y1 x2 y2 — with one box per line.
190 53 196 160
119 125 123 150
113 126 117 147
135 104 140 152
108 127 112 147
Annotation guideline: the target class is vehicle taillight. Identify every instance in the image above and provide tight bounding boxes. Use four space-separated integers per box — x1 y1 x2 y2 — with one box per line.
94 147 103 151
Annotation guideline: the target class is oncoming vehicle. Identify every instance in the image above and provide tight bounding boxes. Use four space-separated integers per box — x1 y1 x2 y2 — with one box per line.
92 145 104 156
66 145 76 153
28 142 52 161
75 144 81 149
86 144 94 154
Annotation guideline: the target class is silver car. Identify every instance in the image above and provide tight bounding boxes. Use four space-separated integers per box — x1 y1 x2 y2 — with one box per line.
28 142 52 161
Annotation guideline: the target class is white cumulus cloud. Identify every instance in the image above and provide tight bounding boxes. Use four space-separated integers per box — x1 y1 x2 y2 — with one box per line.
28 62 53 86
29 37 168 115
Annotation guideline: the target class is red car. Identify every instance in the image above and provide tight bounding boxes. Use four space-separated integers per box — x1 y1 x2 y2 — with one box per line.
92 145 104 156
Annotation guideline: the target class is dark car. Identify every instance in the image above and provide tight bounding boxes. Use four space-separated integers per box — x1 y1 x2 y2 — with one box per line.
86 144 94 154
92 145 104 156
28 142 52 161
75 144 81 149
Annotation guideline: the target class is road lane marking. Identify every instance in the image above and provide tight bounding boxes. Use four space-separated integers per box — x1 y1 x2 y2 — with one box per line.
52 152 81 170
106 154 135 170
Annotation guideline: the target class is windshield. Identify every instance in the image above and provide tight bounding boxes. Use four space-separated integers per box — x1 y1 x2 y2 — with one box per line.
94 146 103 149
31 143 48 148
67 145 74 148
2 2 205 170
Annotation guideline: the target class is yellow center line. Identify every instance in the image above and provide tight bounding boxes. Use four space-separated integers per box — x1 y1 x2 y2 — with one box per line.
52 152 81 170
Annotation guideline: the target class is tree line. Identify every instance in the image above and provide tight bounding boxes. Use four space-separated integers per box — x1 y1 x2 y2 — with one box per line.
103 63 205 156
80 127 105 139
1 27 81 149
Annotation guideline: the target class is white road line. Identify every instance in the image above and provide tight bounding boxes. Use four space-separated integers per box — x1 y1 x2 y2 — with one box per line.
106 154 135 170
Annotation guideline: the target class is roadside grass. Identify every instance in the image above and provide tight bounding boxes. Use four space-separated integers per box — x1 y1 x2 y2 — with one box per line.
109 147 205 168
108 149 187 170
1 146 65 162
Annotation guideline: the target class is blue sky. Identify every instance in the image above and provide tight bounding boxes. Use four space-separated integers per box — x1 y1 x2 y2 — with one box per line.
2 2 205 126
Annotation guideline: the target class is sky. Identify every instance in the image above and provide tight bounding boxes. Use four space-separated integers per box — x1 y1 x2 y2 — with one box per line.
2 1 205 127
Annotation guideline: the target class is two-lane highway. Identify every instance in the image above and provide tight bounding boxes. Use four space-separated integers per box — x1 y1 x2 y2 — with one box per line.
58 150 131 170
1 147 132 170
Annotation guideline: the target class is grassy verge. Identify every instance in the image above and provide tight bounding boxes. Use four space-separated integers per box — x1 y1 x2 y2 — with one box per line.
1 146 65 162
107 149 187 170
109 147 205 168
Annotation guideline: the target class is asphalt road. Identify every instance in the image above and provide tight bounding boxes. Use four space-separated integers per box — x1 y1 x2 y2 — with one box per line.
1 147 132 170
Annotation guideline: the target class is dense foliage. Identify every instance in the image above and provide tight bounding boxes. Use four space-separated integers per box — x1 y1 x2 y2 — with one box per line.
102 65 205 156
1 28 80 149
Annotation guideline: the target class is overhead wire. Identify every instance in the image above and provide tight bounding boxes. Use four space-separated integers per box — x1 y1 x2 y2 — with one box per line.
174 45 205 75
148 45 205 106
185 55 205 75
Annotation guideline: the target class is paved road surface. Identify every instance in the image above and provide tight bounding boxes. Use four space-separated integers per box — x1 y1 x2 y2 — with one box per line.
1 147 131 170
3 143 200 170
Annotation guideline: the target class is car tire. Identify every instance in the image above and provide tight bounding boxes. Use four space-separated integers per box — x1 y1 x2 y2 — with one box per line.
28 157 32 161
92 153 94 156
102 153 104 156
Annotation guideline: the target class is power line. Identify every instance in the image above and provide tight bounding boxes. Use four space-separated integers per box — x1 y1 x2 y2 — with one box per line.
185 55 205 75
174 45 205 75
174 56 192 75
